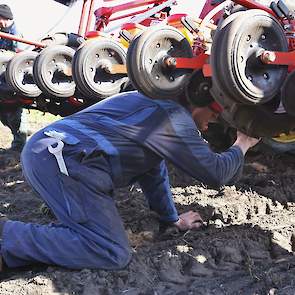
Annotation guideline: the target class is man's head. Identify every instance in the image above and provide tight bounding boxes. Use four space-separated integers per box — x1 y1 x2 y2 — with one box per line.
0 4 13 29
190 101 222 132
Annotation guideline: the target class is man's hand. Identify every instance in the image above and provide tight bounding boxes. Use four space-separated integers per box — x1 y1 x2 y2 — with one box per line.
174 211 204 231
233 131 261 155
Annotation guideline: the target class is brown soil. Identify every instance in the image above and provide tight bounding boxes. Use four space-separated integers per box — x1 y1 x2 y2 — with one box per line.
1 116 295 295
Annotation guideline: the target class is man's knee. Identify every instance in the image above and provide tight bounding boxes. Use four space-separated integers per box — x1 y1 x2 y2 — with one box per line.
109 246 132 269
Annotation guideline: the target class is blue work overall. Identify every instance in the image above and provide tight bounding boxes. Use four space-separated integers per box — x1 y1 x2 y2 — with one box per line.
1 91 244 269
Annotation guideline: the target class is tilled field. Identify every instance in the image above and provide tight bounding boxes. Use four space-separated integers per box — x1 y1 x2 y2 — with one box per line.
0 119 295 295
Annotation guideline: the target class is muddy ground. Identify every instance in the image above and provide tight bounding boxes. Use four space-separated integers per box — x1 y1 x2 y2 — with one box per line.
0 111 295 295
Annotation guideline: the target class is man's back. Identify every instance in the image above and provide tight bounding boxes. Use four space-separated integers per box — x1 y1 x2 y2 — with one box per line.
41 91 243 188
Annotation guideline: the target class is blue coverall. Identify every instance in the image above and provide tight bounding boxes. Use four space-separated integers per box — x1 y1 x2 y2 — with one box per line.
0 22 27 151
3 91 244 269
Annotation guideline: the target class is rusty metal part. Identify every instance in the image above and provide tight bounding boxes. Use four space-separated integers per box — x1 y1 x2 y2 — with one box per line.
162 56 177 69
260 51 277 63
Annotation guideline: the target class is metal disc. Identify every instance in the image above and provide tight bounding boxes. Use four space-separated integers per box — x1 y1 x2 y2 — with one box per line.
0 49 15 94
72 38 128 100
218 10 288 105
127 25 193 100
33 45 75 98
6 51 42 97
185 69 213 106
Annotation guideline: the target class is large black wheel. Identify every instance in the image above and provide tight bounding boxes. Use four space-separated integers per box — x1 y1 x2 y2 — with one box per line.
72 38 129 100
126 33 143 92
126 25 193 100
263 135 295 154
211 9 288 105
282 71 295 116
0 50 15 94
33 45 75 98
6 51 42 97
210 11 245 109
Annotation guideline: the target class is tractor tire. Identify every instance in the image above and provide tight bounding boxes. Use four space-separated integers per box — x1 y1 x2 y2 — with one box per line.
0 50 15 94
262 136 295 154
282 71 295 116
211 11 246 108
126 33 144 92
72 38 129 100
6 51 42 97
217 9 288 105
33 45 75 98
126 25 193 100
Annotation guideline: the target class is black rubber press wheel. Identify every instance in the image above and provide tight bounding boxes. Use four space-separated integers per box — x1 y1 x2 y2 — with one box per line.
33 45 75 98
126 25 193 100
212 9 288 105
282 71 295 116
0 49 15 93
73 38 128 100
6 51 42 97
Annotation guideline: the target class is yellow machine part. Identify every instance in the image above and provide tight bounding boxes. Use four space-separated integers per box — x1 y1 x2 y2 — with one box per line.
272 131 295 143
120 27 143 48
167 21 194 46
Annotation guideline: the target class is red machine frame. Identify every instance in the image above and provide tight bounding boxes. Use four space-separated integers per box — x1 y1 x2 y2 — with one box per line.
1 0 293 72
168 0 295 76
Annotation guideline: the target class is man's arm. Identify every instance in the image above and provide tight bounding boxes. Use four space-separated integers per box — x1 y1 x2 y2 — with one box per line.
10 23 24 52
136 160 179 223
159 108 258 189
137 160 204 231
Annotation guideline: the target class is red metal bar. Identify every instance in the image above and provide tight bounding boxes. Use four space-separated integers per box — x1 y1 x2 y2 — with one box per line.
78 0 89 36
233 0 276 17
261 50 295 66
199 0 223 21
174 53 209 70
202 63 212 77
68 97 83 106
111 0 164 14
0 31 45 48
109 8 150 22
85 0 96 35
95 0 164 18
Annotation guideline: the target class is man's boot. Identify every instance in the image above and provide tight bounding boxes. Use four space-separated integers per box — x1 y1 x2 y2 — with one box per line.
10 130 27 152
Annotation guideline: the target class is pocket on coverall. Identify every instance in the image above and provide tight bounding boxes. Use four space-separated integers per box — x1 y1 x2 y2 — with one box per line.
58 172 89 224
43 128 89 224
